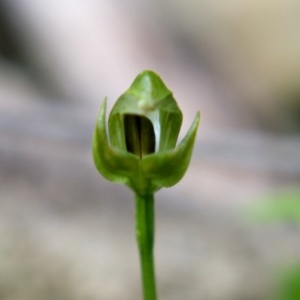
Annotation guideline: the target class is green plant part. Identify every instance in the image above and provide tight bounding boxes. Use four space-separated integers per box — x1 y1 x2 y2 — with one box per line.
93 70 200 196
273 263 300 300
246 190 300 223
92 70 200 300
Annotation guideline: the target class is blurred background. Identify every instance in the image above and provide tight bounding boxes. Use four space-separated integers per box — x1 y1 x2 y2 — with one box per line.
0 0 299 299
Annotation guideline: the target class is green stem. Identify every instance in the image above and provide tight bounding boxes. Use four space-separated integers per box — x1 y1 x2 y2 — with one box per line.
135 193 157 300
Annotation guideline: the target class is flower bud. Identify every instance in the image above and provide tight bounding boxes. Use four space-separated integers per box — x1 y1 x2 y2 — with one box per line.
92 70 200 196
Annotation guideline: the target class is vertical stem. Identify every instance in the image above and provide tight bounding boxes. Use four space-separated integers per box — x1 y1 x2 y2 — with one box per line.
135 193 157 300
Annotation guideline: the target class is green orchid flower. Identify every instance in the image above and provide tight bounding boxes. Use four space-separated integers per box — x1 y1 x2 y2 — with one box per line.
92 70 200 196
92 70 200 300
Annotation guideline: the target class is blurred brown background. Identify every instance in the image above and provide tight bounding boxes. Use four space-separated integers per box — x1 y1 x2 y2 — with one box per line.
0 1 299 299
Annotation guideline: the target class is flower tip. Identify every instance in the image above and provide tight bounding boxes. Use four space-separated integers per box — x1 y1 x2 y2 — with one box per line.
187 111 201 137
129 70 172 104
194 111 201 127
96 98 107 121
